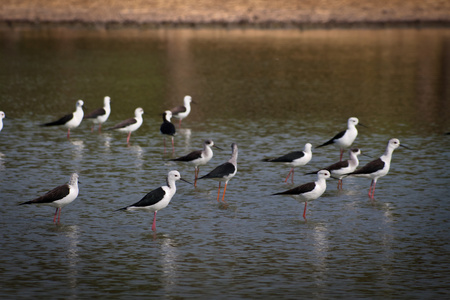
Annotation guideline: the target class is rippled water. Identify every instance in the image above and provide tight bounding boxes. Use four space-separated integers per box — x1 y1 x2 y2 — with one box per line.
0 27 449 298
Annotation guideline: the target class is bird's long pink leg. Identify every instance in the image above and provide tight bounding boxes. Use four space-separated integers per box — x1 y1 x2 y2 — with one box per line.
216 182 221 202
53 208 59 223
221 183 228 203
126 132 131 144
163 138 167 153
284 168 293 183
67 129 71 139
57 208 62 223
179 119 182 127
171 137 175 153
371 181 377 199
152 211 157 231
340 149 344 161
303 202 308 220
194 168 199 187
98 124 102 133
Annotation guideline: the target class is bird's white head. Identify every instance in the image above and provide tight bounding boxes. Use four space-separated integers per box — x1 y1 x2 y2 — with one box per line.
304 143 312 152
168 170 182 182
350 148 361 156
104 96 111 105
0 111 5 119
205 139 214 147
184 95 192 105
388 138 401 150
348 117 359 127
135 107 144 116
77 100 84 107
164 110 173 121
69 173 79 185
317 170 331 180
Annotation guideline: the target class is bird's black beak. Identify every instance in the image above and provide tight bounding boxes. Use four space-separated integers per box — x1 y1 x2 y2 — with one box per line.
213 145 223 150
361 152 372 158
400 144 412 150
181 178 193 185
358 123 367 128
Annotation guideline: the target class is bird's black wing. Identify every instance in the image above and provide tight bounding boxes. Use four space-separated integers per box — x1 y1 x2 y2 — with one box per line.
41 114 73 126
19 184 70 205
316 130 346 148
273 182 316 195
200 162 235 179
108 118 136 130
171 150 202 162
84 107 106 119
263 151 304 162
348 158 384 175
170 105 187 115
119 187 166 210
160 122 176 136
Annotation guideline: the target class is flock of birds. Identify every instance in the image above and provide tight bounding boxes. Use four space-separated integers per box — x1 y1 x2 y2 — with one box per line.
0 97 409 231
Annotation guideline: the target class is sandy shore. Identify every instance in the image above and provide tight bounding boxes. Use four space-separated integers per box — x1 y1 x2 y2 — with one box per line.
1 0 450 28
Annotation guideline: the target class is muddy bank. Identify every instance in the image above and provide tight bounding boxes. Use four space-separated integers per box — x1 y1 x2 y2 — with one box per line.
1 0 450 28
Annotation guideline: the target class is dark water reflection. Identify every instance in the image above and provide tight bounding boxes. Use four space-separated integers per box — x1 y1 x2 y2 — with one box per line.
0 27 449 298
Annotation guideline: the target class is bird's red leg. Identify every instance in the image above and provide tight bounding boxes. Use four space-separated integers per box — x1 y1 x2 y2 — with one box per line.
126 132 131 144
194 168 199 187
221 183 228 203
53 208 58 223
303 202 308 220
57 208 62 223
284 169 293 183
67 129 71 139
152 211 157 231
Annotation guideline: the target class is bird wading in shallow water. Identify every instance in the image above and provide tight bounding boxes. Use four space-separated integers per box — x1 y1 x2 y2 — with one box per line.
107 107 144 144
160 110 176 153
116 170 191 232
345 138 410 199
273 170 330 220
199 143 238 204
170 95 194 127
41 100 84 139
316 117 365 161
171 139 222 187
19 173 80 223
306 148 364 189
84 96 111 132
263 143 312 184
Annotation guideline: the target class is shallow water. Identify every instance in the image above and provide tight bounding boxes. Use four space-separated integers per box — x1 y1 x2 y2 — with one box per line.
0 27 449 298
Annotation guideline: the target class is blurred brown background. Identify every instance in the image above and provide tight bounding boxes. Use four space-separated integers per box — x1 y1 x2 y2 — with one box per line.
1 0 449 27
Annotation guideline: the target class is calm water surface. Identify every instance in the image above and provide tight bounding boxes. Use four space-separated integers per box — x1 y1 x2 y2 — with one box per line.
0 27 449 298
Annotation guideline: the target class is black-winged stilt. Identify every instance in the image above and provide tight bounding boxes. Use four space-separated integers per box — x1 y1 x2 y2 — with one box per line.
307 148 363 189
84 96 111 132
107 107 144 144
273 170 330 220
41 100 84 138
170 95 193 127
160 110 176 153
116 170 190 231
19 173 79 223
199 143 238 203
316 117 365 161
345 138 409 199
263 143 312 184
171 139 222 187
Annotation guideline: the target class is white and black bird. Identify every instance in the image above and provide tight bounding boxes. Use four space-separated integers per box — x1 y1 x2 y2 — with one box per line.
170 95 193 127
116 170 190 231
316 117 365 161
199 143 238 203
273 170 330 220
171 139 222 187
345 138 409 199
108 107 144 144
0 111 5 133
41 100 84 138
263 143 312 184
160 110 176 153
84 96 111 132
19 173 79 223
307 148 363 189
